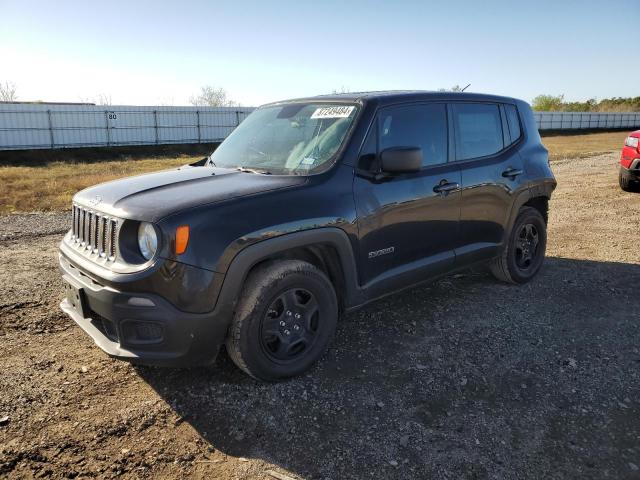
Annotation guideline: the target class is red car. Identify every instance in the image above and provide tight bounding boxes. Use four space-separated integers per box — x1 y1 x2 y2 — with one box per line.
620 130 640 191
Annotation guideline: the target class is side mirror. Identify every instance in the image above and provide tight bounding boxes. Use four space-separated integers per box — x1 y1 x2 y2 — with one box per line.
380 147 422 174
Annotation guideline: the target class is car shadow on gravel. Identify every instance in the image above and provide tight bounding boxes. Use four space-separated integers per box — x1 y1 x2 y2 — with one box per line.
136 257 640 479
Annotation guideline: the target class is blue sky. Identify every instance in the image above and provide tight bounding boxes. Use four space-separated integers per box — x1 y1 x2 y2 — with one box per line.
1 0 637 106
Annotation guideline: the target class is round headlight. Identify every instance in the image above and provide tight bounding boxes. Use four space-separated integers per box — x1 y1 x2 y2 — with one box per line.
137 222 158 260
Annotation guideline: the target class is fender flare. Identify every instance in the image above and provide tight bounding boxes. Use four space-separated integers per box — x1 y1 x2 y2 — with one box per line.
212 228 362 324
505 188 533 238
504 185 552 248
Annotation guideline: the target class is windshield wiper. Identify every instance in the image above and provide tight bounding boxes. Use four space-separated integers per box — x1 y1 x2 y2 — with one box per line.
235 166 272 175
207 153 217 167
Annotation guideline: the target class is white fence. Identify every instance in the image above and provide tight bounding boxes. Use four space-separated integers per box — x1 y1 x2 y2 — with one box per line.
533 111 640 131
0 104 255 150
1 104 639 151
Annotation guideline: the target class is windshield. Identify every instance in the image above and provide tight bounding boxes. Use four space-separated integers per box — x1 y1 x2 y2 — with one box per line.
209 103 359 175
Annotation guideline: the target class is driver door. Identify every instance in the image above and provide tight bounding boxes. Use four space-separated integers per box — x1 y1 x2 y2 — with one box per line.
354 103 461 292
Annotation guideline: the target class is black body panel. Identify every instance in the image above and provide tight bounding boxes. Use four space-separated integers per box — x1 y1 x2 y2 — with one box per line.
354 163 461 286
58 91 556 366
73 166 307 223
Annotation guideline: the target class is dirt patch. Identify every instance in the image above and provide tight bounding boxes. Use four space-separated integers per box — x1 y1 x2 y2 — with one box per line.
1 152 639 479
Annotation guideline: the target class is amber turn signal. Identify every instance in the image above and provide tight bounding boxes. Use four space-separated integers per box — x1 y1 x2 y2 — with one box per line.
175 225 190 255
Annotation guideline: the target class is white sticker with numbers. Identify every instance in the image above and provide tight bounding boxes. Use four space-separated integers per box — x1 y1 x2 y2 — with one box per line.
310 106 355 119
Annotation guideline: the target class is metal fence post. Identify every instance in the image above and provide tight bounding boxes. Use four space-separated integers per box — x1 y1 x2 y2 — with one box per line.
47 109 54 148
235 110 240 127
154 110 159 144
104 110 110 146
196 110 201 143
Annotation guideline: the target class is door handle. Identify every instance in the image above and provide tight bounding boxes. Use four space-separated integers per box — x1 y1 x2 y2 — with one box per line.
502 167 524 179
433 181 460 195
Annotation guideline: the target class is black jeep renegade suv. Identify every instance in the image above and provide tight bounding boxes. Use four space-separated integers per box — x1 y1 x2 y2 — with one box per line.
59 91 556 381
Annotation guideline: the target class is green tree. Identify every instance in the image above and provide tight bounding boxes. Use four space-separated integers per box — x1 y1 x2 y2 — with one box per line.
531 95 640 112
531 94 565 111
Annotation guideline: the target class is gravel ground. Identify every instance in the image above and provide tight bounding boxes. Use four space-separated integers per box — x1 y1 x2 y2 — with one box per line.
1 152 639 479
0 211 69 241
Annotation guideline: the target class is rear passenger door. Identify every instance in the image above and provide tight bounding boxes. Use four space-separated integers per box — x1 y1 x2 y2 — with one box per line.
451 102 528 264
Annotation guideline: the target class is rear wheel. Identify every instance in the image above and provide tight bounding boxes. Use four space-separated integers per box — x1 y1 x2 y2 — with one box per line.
226 260 338 381
491 206 547 284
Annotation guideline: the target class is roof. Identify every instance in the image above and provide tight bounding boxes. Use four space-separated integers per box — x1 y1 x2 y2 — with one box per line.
266 90 523 107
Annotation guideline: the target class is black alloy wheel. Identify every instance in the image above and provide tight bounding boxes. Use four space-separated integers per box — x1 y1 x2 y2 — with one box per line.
514 223 540 271
226 260 338 381
260 288 321 362
490 206 547 284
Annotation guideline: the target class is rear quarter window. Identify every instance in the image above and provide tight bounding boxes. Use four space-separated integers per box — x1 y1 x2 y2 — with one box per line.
452 103 504 160
505 104 522 143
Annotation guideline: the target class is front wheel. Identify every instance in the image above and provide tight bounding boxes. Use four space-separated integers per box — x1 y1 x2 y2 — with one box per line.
491 206 547 284
226 260 338 381
619 169 639 192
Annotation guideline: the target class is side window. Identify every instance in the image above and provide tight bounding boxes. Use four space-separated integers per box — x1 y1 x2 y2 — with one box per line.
505 104 522 143
452 103 504 160
378 103 447 167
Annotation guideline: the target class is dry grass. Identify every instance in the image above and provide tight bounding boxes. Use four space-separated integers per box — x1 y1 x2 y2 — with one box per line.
0 156 200 214
543 131 627 161
0 131 630 214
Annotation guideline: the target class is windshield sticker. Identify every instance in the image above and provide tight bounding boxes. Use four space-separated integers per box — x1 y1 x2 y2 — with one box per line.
311 106 355 119
301 157 316 165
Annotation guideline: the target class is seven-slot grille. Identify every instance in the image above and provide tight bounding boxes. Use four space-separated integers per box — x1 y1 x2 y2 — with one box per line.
71 205 118 260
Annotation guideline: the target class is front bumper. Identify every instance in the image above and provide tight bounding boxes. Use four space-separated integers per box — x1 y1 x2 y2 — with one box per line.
621 160 640 181
59 251 230 367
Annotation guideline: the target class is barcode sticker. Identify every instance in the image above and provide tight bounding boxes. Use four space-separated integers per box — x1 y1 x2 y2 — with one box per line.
311 106 355 119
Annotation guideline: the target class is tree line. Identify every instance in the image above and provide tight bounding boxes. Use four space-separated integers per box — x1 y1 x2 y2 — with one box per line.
531 94 640 112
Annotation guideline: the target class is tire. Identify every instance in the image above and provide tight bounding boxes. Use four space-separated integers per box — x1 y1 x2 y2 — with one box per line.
491 206 547 284
226 260 338 381
619 169 639 192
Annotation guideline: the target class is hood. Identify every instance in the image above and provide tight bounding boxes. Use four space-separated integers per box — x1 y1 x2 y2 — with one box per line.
73 166 307 222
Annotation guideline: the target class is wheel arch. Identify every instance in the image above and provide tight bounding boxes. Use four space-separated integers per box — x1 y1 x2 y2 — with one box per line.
215 228 361 320
250 243 350 312
504 188 551 247
523 196 549 224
